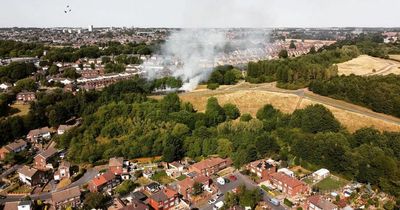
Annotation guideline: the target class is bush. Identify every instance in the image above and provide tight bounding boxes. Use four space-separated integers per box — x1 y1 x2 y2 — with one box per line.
207 83 219 90
284 198 293 207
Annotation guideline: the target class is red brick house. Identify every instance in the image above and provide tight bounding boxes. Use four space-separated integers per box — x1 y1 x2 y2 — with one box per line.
51 186 81 210
247 159 276 181
306 195 338 210
269 172 309 197
148 188 179 210
189 157 231 177
34 147 58 170
177 175 211 200
88 171 120 192
109 157 124 175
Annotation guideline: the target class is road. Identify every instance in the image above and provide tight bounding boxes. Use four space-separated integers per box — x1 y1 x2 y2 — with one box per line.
0 167 98 204
196 171 286 210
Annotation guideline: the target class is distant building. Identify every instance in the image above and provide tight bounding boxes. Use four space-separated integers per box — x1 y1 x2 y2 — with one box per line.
51 186 81 210
89 25 93 32
0 139 27 160
189 157 231 177
16 91 36 103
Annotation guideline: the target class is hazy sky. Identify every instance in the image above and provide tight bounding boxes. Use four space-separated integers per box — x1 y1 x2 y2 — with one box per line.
1 0 399 28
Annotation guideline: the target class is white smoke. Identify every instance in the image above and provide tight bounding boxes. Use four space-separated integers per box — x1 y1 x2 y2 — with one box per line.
143 1 273 91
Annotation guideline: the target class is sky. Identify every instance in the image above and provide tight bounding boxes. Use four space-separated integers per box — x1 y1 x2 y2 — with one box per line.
0 0 399 28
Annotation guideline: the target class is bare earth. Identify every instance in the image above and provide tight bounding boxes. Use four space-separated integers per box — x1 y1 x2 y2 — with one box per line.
337 55 400 76
153 82 400 133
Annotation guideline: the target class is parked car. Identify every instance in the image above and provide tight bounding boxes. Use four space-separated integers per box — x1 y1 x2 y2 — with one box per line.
213 201 224 210
216 192 224 198
217 177 225 185
208 198 216 204
228 175 237 181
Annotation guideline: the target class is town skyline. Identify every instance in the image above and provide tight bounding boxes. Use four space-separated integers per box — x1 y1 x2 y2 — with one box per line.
1 0 400 28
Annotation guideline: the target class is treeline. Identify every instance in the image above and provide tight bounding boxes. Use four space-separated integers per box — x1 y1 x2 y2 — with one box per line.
207 65 242 89
309 74 400 118
0 40 46 58
0 62 36 83
246 45 360 88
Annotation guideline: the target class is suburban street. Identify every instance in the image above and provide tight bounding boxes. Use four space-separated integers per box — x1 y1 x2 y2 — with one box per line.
196 171 287 210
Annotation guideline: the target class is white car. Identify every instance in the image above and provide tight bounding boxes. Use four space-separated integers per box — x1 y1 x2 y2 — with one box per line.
216 177 225 185
208 198 216 204
213 201 224 210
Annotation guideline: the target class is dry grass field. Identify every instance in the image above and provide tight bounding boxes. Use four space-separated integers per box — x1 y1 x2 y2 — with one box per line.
151 82 400 133
337 55 400 76
10 103 30 116
389 54 400 62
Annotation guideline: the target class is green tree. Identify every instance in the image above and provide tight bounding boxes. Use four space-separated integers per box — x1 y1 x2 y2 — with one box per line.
217 138 233 158
192 182 204 196
48 65 59 75
240 113 253 122
83 192 110 209
278 49 288 58
223 103 240 120
205 97 226 126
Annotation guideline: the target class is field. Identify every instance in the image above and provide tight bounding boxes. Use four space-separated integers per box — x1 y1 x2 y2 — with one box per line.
389 54 400 62
10 103 30 116
151 82 400 133
337 55 400 76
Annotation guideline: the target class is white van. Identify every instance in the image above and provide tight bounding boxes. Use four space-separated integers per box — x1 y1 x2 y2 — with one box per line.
213 201 224 210
216 177 225 185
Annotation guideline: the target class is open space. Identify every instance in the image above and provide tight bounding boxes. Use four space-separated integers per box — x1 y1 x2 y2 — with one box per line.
314 176 348 192
337 55 400 76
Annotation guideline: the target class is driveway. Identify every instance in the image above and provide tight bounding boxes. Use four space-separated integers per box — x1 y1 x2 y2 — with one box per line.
195 171 287 210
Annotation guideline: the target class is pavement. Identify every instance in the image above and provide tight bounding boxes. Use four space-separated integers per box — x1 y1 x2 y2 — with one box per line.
195 171 287 210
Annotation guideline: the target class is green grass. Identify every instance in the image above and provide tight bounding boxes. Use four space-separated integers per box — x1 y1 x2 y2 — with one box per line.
315 176 348 191
151 170 174 184
176 175 187 181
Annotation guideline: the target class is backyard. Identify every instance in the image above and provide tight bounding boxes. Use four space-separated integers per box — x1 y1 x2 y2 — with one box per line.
151 170 174 184
314 176 348 191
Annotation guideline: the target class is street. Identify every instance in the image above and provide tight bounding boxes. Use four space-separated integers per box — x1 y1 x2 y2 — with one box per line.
196 171 287 210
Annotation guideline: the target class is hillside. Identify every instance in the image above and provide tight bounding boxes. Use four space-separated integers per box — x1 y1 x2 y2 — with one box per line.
152 82 400 132
337 54 400 76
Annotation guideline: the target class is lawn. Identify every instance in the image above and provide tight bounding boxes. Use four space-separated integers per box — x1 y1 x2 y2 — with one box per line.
151 170 174 184
176 174 187 181
57 179 72 189
135 177 152 186
10 103 30 117
315 176 348 191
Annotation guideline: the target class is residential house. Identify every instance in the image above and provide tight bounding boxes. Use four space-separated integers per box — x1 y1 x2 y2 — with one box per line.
277 168 295 177
269 172 309 197
146 182 161 193
4 200 33 210
306 195 338 210
169 161 184 172
131 191 148 202
34 147 58 170
148 188 179 210
27 127 52 143
0 82 11 91
16 91 36 103
108 197 148 210
0 139 27 160
247 159 276 181
88 171 120 192
57 124 73 135
189 157 231 177
109 157 124 175
313 168 330 181
51 186 81 210
177 175 211 200
17 165 45 186
54 161 71 181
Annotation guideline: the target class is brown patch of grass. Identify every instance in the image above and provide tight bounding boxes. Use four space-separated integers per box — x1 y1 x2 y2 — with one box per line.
56 178 72 189
338 55 400 76
131 156 162 164
10 103 30 116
